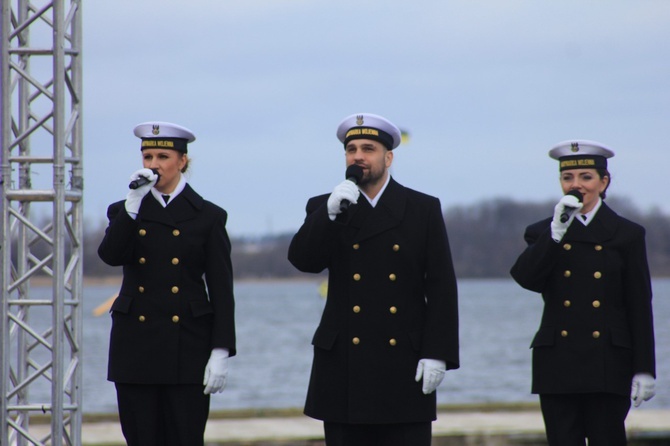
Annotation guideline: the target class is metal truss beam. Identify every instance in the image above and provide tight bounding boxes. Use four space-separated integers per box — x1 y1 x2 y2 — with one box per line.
1 0 84 444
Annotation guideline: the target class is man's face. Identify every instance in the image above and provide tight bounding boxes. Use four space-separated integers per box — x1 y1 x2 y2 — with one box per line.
344 139 393 187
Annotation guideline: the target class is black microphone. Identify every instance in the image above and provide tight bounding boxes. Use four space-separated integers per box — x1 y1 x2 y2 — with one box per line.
128 169 159 190
340 164 364 212
560 189 584 223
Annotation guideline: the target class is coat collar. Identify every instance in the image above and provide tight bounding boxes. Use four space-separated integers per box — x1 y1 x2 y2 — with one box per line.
347 177 407 242
138 183 204 226
565 201 618 243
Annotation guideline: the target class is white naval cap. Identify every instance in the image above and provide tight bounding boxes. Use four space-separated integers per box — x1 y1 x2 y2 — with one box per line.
133 121 196 153
548 139 614 171
336 113 402 150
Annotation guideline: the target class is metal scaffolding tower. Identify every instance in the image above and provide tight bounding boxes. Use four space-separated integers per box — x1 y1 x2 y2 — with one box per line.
1 0 84 444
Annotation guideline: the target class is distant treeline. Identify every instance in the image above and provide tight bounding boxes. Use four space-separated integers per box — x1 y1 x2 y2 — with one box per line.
444 197 670 278
80 197 670 279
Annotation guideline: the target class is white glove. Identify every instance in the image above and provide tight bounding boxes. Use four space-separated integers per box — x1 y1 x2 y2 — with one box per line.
631 373 655 407
550 194 583 242
203 348 229 395
326 180 360 221
415 358 446 395
124 168 158 217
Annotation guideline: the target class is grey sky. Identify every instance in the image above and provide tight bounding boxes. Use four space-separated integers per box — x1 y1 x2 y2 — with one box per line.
82 1 670 237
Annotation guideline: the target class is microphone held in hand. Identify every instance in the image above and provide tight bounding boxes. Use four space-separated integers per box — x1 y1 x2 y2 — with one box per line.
560 189 583 223
128 168 159 189
340 164 364 212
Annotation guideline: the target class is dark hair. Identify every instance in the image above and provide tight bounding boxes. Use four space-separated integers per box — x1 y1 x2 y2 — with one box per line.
181 154 189 173
597 168 611 199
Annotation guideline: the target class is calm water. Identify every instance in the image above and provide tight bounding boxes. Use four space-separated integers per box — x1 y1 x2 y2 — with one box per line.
18 278 670 414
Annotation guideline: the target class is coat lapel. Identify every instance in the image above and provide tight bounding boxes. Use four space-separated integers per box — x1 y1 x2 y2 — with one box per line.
137 183 203 226
589 202 619 241
352 177 406 243
566 202 618 243
167 184 203 223
137 194 174 225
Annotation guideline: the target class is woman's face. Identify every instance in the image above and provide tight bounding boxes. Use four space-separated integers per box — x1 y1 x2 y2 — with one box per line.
559 168 609 213
141 148 186 193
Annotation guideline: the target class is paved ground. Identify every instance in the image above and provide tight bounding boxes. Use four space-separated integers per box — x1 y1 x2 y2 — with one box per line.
72 407 670 445
15 406 670 445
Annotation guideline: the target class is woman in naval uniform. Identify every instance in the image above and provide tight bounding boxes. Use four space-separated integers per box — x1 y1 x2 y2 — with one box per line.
510 140 656 446
98 121 235 446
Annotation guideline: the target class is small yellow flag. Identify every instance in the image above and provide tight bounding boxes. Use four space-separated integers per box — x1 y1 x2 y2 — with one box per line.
93 294 118 316
400 129 410 145
318 280 328 299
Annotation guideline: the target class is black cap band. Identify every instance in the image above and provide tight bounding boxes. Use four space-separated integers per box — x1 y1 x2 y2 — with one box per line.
141 138 188 153
343 127 394 150
559 155 607 171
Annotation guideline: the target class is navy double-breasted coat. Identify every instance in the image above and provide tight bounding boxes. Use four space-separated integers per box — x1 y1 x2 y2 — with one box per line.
510 202 655 396
98 184 236 384
288 177 459 424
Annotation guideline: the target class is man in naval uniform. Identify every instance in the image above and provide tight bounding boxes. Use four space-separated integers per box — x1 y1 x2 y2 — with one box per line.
288 113 459 446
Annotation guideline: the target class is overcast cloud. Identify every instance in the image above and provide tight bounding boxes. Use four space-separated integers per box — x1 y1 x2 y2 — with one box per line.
82 1 670 237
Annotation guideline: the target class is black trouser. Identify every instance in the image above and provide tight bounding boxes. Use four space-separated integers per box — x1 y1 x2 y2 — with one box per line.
323 421 431 446
540 393 631 446
115 383 210 446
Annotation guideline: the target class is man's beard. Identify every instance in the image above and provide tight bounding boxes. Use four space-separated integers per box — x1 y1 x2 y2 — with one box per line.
358 165 386 187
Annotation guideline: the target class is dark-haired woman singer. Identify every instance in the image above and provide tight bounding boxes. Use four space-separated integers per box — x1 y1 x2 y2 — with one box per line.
510 140 655 446
98 121 235 446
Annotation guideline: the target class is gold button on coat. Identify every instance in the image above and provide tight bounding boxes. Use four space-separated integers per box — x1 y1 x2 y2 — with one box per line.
139 229 147 236
593 300 601 308
352 337 360 345
353 305 361 313
563 300 571 307
171 286 179 294
353 243 360 250
392 244 400 252
139 315 146 322
561 330 568 337
171 258 179 265
389 306 398 314
353 273 361 281
593 331 601 339
564 270 571 278
563 243 572 251
138 286 145 293
389 338 397 346
139 257 146 264
594 271 602 279
595 245 603 251
172 315 179 323
389 273 397 281
172 229 180 236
